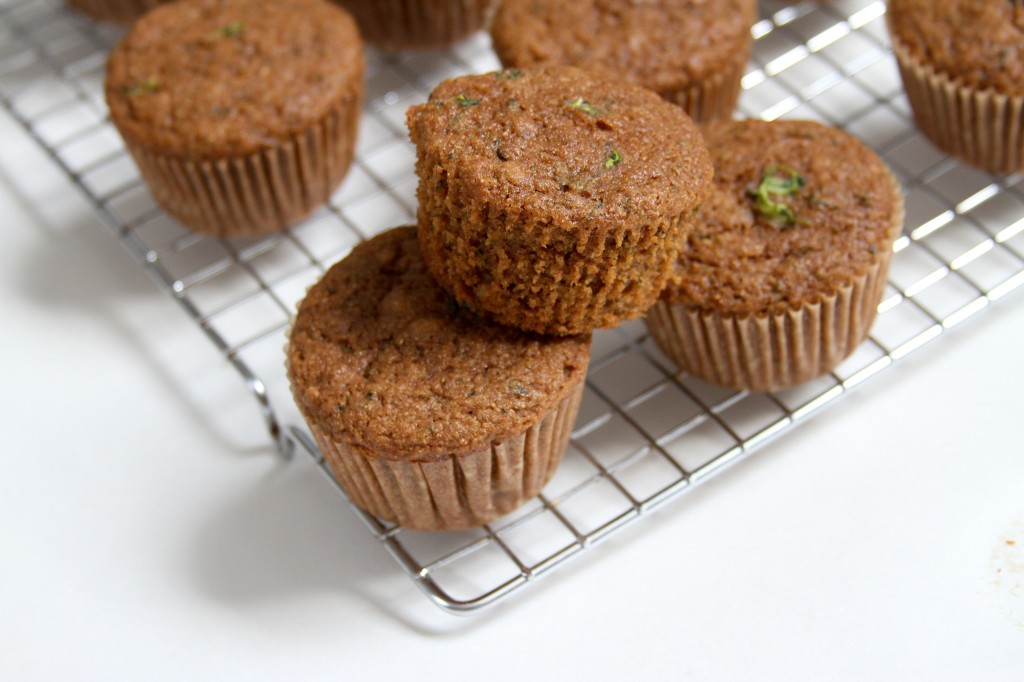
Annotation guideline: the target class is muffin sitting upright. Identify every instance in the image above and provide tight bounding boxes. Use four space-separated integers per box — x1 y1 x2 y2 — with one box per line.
646 120 904 392
105 0 364 237
490 0 757 123
406 66 713 336
887 0 1024 174
332 0 498 51
287 227 590 531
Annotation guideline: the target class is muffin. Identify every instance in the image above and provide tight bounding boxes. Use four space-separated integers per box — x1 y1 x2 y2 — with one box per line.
406 66 714 336
286 227 590 531
490 0 757 123
66 0 170 24
646 119 904 392
105 0 364 237
887 0 1024 174
332 0 498 51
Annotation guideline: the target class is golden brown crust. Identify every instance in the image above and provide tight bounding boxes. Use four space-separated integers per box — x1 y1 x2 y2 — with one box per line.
287 227 591 460
491 0 756 114
333 0 497 50
887 0 1024 96
105 0 364 158
407 66 713 335
662 119 902 317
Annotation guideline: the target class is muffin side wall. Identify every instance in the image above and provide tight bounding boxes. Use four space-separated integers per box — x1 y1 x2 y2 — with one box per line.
415 152 693 335
310 380 584 531
121 89 362 237
647 171 904 392
888 19 1024 174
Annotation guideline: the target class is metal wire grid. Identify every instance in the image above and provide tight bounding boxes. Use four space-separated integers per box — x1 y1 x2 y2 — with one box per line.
3 0 1024 613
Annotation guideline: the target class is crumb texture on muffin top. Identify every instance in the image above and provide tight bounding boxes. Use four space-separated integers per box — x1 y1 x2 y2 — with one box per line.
287 227 590 460
491 0 756 94
665 119 902 316
407 66 712 244
105 0 364 157
887 0 1024 94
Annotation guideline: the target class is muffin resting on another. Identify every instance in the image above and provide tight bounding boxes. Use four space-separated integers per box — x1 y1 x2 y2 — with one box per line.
887 0 1024 174
490 0 756 123
332 0 498 51
67 0 170 24
646 119 904 392
287 227 590 531
105 0 364 237
407 66 713 336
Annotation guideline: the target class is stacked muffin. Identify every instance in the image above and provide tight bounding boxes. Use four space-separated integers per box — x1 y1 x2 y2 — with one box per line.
407 66 714 335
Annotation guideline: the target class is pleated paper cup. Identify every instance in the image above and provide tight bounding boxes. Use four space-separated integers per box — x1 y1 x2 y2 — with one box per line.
336 0 495 51
309 381 583 532
121 96 360 238
890 31 1024 175
661 38 751 124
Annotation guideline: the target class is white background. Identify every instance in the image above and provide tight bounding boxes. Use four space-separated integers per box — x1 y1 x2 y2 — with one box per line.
3 98 1024 680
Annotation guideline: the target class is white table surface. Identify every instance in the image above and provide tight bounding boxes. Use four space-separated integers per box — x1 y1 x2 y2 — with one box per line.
3 99 1024 681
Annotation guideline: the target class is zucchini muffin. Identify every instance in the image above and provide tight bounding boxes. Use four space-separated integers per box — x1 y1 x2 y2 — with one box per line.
105 0 364 237
332 0 498 51
490 0 756 123
887 0 1024 173
407 66 714 336
66 0 169 24
286 227 590 531
646 120 904 392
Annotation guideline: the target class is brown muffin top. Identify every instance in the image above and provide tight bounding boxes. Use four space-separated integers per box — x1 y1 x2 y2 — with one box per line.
406 66 713 239
887 0 1024 95
490 0 756 94
105 0 364 157
662 119 902 316
287 227 591 461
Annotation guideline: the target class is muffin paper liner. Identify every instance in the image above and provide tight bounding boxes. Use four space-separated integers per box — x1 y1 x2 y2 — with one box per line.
121 94 360 238
67 0 164 24
646 184 904 393
339 0 494 51
890 32 1024 175
661 38 751 124
309 381 584 531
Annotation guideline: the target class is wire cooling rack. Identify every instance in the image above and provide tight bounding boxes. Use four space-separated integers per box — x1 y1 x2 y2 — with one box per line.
4 0 1024 613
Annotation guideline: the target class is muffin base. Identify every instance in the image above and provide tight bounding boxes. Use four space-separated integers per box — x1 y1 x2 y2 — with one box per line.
312 381 584 531
416 175 696 336
646 256 890 392
335 0 494 51
890 31 1024 175
121 94 361 238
